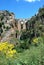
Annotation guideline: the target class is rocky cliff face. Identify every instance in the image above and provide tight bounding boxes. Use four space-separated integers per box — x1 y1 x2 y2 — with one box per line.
26 7 44 31
0 7 44 42
0 10 15 42
0 10 27 42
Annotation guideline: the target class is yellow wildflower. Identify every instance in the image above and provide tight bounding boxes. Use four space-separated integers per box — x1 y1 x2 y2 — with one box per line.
33 37 39 45
0 42 17 58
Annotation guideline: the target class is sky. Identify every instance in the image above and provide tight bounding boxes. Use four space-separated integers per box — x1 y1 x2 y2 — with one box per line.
0 0 44 19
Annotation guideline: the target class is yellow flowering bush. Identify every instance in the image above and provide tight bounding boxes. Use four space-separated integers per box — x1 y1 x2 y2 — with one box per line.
6 50 16 57
33 38 39 46
0 42 17 58
32 37 43 45
33 38 38 43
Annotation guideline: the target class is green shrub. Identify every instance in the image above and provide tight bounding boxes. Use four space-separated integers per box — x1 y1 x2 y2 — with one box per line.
16 43 44 65
0 52 8 65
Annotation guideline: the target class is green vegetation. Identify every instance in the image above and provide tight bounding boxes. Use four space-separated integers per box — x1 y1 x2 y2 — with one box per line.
0 37 44 65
